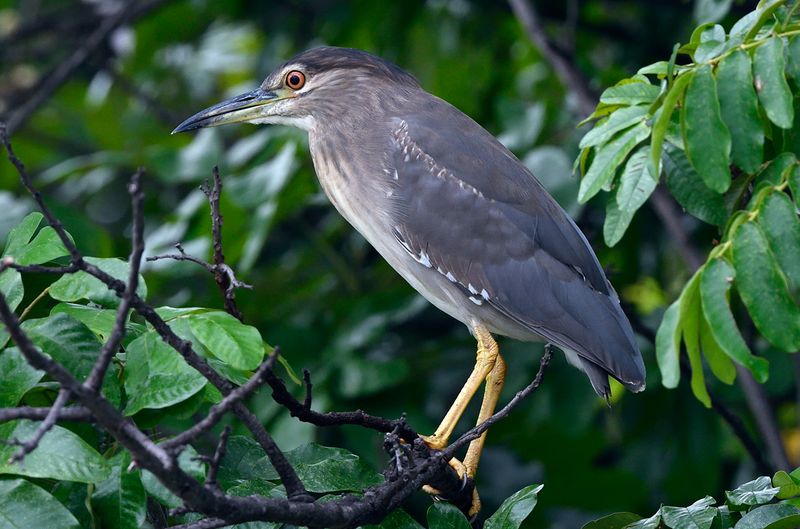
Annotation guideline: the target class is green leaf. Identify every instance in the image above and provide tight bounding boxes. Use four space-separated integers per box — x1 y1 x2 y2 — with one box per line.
758 191 800 296
627 511 661 529
755 153 796 188
0 420 111 483
0 268 23 313
790 164 800 207
0 479 81 529
218 437 382 493
364 508 425 529
754 37 794 129
655 300 681 388
787 36 800 81
0 347 44 406
579 122 649 203
582 512 642 529
2 212 43 258
49 257 147 307
732 222 800 352
682 64 732 192
604 193 635 247
663 142 728 226
92 452 147 529
579 105 649 149
661 496 716 529
773 471 800 500
733 503 800 529
700 258 769 382
700 316 736 385
50 303 146 342
599 79 661 106
694 24 727 63
22 313 121 405
427 503 471 529
13 227 69 265
651 71 693 178
726 476 780 509
717 50 764 174
186 311 265 370
617 146 657 213
679 271 711 408
485 484 543 529
142 446 205 508
123 331 207 415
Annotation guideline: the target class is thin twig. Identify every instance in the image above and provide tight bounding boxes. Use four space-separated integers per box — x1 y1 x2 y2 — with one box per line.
161 354 278 452
8 388 71 463
168 518 230 529
0 406 93 423
205 426 231 491
444 345 553 458
85 169 145 393
5 1 139 135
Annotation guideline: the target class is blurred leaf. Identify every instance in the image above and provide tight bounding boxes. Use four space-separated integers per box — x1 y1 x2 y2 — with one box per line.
0 479 81 529
733 503 800 529
427 503 471 529
604 194 635 247
582 512 642 529
363 508 425 529
663 142 728 225
753 37 794 129
660 496 716 529
49 257 148 307
0 420 110 483
123 331 207 415
656 301 681 388
732 222 800 352
725 476 779 509
92 452 147 529
682 64 731 193
788 36 800 80
789 164 800 206
0 347 44 406
579 106 649 149
679 271 711 407
22 313 121 405
757 192 800 296
186 310 265 370
579 122 649 203
773 471 800 500
484 484 543 529
700 258 768 382
694 0 733 24
716 50 763 174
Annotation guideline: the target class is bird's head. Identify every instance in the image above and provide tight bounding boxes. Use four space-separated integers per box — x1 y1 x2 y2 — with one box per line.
173 46 420 134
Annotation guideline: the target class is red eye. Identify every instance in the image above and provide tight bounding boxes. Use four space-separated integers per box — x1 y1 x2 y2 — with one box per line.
286 70 306 90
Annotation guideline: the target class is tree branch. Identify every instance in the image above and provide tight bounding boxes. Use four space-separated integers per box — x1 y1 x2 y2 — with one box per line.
8 388 71 463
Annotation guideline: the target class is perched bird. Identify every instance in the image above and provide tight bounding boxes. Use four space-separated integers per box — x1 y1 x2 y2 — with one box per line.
174 46 645 514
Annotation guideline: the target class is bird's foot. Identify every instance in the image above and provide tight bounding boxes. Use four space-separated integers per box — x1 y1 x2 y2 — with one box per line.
421 453 482 517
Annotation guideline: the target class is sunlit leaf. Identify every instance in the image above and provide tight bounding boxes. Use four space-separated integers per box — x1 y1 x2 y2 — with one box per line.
734 503 800 529
579 105 649 149
604 193 635 247
599 79 661 106
655 300 681 389
725 476 779 509
579 122 649 203
484 484 543 529
186 310 265 370
49 257 147 307
660 496 716 529
616 146 657 214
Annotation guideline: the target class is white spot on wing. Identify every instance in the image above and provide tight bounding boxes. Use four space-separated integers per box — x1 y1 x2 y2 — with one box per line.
469 296 483 305
445 272 457 283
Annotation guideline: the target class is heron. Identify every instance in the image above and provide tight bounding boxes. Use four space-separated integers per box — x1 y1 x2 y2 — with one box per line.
174 46 645 515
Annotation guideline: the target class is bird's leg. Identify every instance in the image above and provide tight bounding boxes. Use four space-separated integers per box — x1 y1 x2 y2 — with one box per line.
421 323 498 450
463 352 507 477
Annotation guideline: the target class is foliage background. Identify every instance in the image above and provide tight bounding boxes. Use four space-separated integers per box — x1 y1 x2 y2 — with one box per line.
1 0 796 527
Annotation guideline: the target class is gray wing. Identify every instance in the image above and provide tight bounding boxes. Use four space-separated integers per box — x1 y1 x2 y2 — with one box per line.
386 103 645 395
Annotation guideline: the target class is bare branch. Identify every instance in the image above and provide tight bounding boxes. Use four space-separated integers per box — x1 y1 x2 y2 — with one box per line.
8 388 71 463
0 406 93 423
161 353 278 453
205 426 231 491
85 169 145 393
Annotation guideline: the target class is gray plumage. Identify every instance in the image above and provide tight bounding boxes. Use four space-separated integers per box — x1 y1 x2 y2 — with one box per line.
174 46 646 397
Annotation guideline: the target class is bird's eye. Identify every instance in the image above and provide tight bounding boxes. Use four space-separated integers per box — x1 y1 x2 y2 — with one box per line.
285 70 306 90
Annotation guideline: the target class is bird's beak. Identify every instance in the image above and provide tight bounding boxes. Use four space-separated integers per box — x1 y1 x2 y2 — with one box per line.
172 87 287 134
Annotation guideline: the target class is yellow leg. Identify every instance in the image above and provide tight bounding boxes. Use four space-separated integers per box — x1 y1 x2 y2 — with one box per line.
463 353 507 477
422 323 499 450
